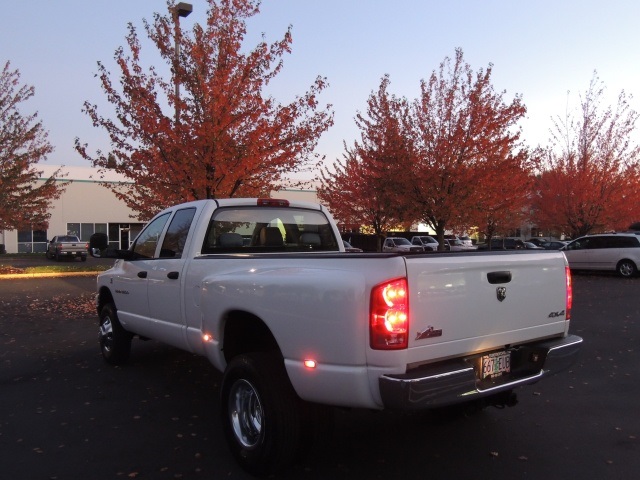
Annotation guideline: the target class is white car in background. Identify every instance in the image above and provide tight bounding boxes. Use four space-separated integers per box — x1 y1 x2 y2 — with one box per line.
444 238 465 251
458 235 478 251
383 237 424 253
561 233 640 277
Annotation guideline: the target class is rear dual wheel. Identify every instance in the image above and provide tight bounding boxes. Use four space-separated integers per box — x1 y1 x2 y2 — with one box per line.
220 352 304 476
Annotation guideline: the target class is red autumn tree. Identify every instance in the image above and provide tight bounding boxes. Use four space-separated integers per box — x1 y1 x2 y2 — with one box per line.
532 74 640 238
467 146 536 244
0 61 67 231
318 75 412 240
75 0 333 219
408 48 528 249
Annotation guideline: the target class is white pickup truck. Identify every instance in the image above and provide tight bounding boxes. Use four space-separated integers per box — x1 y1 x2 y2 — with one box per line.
92 198 582 475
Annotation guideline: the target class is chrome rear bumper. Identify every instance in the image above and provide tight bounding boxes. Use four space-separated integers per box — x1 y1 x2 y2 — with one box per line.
379 334 583 410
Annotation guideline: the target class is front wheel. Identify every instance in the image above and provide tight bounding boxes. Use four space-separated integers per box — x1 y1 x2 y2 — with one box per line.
617 259 637 278
220 352 303 476
98 303 132 364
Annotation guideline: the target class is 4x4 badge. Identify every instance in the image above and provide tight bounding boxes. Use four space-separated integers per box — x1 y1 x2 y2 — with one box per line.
496 286 507 302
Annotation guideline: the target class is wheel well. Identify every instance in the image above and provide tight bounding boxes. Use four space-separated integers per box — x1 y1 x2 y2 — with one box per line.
222 311 280 363
617 258 636 265
97 287 115 316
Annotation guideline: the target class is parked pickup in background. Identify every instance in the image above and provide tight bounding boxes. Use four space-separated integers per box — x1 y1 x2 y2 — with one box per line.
46 235 87 261
91 198 582 475
383 236 424 253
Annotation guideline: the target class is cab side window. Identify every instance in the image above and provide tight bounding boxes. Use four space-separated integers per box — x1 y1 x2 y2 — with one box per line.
132 213 171 259
159 208 196 258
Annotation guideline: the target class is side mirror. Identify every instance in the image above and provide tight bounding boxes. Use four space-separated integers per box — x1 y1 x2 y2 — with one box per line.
89 232 109 258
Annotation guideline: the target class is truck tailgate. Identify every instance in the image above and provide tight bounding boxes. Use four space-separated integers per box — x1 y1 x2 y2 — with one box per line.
405 251 569 364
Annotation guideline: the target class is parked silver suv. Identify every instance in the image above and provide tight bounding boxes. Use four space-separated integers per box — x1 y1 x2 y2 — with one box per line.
561 233 640 277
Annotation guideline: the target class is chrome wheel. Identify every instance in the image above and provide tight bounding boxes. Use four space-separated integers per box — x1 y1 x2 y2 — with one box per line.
228 379 263 448
99 316 114 354
98 303 131 364
220 353 304 475
618 260 637 278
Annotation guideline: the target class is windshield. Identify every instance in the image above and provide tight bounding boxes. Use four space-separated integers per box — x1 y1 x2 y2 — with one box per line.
58 236 80 242
394 238 412 246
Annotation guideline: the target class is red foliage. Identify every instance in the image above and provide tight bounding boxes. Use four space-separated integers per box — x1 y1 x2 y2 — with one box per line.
0 61 67 231
318 75 411 235
319 50 531 246
532 75 640 237
75 0 333 219
408 48 529 244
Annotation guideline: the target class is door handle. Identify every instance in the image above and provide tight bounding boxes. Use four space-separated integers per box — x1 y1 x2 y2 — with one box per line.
167 271 179 280
137 271 148 279
487 271 511 284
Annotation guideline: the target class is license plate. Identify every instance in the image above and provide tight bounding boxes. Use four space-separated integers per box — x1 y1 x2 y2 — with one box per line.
70 251 76 255
481 351 511 379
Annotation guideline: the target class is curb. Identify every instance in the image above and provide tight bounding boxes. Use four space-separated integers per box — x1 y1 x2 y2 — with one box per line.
0 271 101 280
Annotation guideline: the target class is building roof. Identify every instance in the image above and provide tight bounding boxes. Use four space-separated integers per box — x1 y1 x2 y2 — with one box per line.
37 164 131 183
36 165 320 191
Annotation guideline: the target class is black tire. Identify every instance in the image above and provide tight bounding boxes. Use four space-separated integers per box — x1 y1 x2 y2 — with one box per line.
220 352 303 476
98 303 132 365
617 259 637 278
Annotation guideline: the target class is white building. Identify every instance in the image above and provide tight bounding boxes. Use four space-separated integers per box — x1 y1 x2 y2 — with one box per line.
1 165 318 254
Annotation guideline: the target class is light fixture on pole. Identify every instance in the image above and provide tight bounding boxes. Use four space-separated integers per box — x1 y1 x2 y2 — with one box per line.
174 2 192 124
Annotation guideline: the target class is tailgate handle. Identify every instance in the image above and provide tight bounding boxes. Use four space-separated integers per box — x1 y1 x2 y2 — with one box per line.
487 271 511 284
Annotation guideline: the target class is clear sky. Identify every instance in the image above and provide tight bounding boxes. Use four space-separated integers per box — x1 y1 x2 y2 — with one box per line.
2 0 640 170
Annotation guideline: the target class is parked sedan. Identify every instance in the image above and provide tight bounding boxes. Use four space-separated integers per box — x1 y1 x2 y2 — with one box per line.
483 238 526 250
445 239 465 251
458 235 478 251
383 237 424 253
523 241 545 250
526 238 549 247
542 241 568 250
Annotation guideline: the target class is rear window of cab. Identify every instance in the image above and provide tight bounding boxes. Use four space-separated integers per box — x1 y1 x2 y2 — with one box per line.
201 206 340 253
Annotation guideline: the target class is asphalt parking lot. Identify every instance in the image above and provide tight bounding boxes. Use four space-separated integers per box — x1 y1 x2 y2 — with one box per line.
0 271 638 479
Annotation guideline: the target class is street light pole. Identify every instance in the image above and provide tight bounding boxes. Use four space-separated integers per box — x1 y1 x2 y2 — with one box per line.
174 2 192 124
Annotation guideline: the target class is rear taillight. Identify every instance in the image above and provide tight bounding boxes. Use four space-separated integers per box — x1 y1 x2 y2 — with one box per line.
370 278 409 350
565 266 572 321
